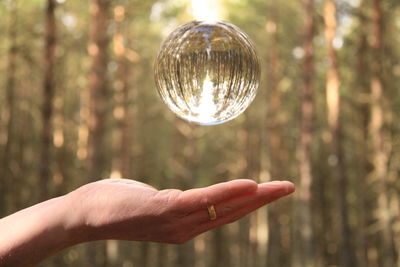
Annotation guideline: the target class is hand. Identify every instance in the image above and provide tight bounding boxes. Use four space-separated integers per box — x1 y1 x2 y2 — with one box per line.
68 178 295 244
0 178 295 266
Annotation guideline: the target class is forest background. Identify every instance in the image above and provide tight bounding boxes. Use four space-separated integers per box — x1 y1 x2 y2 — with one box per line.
0 0 400 266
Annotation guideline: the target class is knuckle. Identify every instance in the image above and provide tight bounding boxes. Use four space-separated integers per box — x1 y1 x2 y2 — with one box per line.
201 194 211 207
157 189 187 217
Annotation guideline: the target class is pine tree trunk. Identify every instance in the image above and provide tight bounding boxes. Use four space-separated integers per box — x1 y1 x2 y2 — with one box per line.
0 1 18 217
233 118 253 267
265 13 288 267
210 222 231 267
369 0 397 265
1 0 18 217
86 0 111 266
87 0 111 181
109 5 135 265
173 122 197 267
241 116 261 267
354 1 370 264
111 4 134 179
323 0 354 265
293 0 315 265
39 0 56 201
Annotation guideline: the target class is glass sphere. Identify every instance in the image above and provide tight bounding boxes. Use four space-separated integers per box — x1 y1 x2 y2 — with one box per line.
154 21 260 125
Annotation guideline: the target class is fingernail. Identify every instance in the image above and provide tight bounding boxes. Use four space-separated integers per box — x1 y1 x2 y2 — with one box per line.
263 181 295 193
282 181 295 194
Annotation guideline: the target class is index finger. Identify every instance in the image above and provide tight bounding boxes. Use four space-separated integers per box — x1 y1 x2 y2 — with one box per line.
177 179 258 212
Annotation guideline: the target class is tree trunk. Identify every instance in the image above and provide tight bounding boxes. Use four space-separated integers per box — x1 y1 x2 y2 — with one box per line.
1 0 18 217
39 0 56 201
210 217 231 267
87 0 111 181
293 0 315 266
109 5 135 266
86 0 111 266
240 115 261 267
265 12 289 267
369 0 397 265
173 122 197 267
111 4 134 179
354 1 370 264
323 0 354 265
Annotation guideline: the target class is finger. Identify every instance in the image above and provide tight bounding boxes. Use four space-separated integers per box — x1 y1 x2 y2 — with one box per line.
193 182 294 236
183 181 294 232
177 179 258 212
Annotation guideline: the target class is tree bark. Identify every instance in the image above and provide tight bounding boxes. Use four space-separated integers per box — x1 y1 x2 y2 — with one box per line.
293 0 315 266
210 213 231 267
87 0 111 181
111 4 134 179
265 12 289 267
173 122 197 267
242 118 261 267
369 0 397 265
39 0 57 201
323 0 355 265
356 16 369 267
1 0 18 217
109 5 136 266
86 0 111 266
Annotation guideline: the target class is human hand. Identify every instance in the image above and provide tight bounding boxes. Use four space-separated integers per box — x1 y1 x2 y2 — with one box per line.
0 178 294 266
67 178 295 244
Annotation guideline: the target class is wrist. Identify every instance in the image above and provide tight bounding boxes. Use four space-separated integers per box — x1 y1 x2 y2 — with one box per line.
62 190 95 244
0 195 88 266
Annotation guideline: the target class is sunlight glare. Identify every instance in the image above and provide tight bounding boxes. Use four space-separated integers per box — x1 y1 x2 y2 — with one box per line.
191 0 221 22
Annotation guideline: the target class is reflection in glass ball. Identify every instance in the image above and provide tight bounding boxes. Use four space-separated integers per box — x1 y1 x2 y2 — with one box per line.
154 21 260 125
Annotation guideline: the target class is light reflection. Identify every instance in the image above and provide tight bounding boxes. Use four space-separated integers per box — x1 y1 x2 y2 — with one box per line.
189 73 217 122
191 0 220 22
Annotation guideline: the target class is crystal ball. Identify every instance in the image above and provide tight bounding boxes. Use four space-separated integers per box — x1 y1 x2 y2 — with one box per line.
154 21 260 125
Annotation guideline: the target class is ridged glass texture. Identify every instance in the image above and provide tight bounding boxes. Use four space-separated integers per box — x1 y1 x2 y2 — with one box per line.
154 21 260 125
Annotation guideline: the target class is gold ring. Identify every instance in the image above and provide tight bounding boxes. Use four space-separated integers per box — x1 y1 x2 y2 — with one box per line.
207 205 217 221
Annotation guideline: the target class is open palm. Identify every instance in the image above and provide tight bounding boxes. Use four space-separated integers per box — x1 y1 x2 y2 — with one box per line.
70 178 295 244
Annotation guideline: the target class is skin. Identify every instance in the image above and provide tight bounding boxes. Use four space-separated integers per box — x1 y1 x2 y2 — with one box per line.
0 178 295 267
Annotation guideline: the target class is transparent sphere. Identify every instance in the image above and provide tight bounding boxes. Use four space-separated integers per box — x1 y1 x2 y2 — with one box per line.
154 21 260 125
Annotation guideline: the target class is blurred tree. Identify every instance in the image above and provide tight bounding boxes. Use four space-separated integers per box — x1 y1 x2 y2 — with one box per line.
39 0 57 201
323 0 354 265
111 4 135 180
173 122 197 267
87 0 112 181
353 0 370 264
265 5 288 267
86 0 112 265
293 0 315 266
368 0 397 265
2 0 19 216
